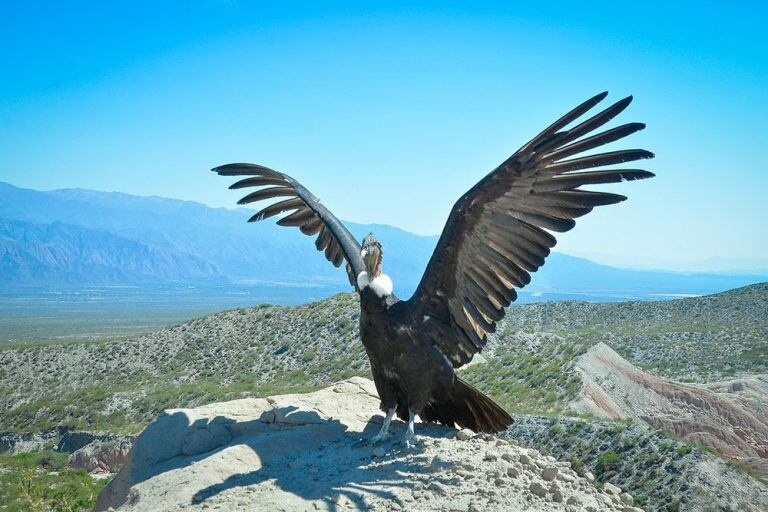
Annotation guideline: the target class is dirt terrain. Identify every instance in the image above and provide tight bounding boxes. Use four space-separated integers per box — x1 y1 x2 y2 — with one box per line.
570 342 768 477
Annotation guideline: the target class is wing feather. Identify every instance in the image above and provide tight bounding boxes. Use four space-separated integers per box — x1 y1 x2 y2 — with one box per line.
404 93 654 367
276 208 315 227
535 169 654 192
229 176 289 189
237 186 297 204
213 164 364 288
248 197 304 222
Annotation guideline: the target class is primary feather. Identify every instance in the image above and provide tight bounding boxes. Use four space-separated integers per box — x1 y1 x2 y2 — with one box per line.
404 93 654 367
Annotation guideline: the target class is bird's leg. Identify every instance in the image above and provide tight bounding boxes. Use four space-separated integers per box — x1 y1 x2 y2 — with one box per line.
371 408 395 443
401 409 417 449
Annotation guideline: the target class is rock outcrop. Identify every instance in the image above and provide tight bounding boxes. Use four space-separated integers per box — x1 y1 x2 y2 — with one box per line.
69 436 134 474
95 378 637 511
569 342 768 477
0 428 135 474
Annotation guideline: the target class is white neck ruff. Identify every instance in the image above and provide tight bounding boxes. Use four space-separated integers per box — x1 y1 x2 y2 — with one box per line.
357 272 393 298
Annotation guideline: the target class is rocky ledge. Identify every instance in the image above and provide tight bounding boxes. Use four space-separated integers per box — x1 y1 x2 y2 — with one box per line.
95 377 639 511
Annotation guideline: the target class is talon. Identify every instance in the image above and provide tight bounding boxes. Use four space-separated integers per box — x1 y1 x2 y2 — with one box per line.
400 428 417 449
371 432 390 444
370 407 395 445
400 408 417 449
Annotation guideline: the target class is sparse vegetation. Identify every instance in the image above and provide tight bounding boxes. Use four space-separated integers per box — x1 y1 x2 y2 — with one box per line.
1 284 766 435
502 283 768 382
595 449 621 476
0 293 364 433
461 330 590 414
0 450 107 512
504 416 766 512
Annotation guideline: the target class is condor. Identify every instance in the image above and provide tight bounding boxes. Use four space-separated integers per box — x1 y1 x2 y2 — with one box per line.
213 92 654 447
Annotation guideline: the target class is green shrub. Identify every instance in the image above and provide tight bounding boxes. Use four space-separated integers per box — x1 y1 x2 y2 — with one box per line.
595 450 620 476
0 451 107 512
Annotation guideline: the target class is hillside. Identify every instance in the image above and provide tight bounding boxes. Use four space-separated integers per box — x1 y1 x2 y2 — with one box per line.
505 416 767 511
569 342 767 476
1 284 766 510
496 282 768 382
1 284 765 434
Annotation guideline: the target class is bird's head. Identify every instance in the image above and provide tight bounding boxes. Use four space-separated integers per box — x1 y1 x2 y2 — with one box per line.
361 233 383 279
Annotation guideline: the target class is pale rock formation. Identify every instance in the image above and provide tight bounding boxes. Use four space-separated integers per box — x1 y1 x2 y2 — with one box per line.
96 377 630 512
569 342 768 476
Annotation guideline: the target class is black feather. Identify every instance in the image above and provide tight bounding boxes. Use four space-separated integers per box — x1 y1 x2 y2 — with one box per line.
229 176 288 189
237 187 297 205
248 197 304 222
544 123 646 162
518 91 608 154
535 169 655 192
212 163 284 178
545 149 655 173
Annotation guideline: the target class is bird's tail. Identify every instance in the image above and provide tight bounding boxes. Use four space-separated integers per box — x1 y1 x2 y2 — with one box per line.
420 377 513 434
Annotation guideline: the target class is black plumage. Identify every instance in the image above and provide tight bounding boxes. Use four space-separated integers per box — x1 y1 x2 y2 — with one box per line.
213 92 655 444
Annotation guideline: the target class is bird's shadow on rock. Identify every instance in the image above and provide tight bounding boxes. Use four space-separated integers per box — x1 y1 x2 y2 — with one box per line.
186 410 452 511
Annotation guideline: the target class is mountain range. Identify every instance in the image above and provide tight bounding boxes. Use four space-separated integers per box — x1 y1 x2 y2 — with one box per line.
0 181 764 300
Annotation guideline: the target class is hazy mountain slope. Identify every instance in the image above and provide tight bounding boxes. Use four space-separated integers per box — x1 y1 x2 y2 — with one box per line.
523 253 763 297
1 182 764 297
0 182 351 284
0 182 438 291
0 218 220 284
47 186 443 275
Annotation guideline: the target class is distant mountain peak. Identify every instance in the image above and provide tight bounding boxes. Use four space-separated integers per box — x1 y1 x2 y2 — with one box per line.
0 181 764 298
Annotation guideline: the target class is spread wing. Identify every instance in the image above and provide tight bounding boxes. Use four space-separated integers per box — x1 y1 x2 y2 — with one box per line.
404 92 654 367
213 164 364 289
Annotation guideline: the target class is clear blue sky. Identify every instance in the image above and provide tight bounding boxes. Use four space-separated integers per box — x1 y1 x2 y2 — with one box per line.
1 1 766 267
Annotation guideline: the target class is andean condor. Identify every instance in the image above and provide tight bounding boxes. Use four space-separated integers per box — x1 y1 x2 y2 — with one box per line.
213 92 654 447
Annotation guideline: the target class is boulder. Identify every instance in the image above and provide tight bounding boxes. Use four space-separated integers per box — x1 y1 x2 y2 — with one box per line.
95 378 630 511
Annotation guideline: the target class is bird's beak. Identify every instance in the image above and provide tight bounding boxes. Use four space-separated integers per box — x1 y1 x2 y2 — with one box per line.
362 245 381 278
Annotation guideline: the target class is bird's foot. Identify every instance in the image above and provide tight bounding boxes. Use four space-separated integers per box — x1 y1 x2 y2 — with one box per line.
371 431 391 444
400 431 417 449
352 431 390 448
